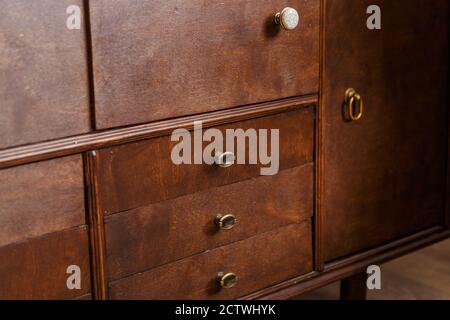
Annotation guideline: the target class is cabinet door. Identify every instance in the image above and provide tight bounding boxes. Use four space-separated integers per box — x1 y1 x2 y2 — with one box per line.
321 0 449 262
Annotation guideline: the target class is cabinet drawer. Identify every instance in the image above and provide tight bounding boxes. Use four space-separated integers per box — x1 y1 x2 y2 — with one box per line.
0 155 86 247
90 0 319 129
109 222 312 300
0 226 91 300
97 106 314 214
0 0 90 149
105 164 313 281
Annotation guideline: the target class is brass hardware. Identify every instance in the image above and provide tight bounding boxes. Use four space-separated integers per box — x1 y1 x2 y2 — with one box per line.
217 272 238 289
274 7 300 31
344 88 363 121
215 214 237 230
214 151 235 168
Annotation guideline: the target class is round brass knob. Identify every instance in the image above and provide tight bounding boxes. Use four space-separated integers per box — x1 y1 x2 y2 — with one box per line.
217 272 238 289
274 7 300 31
214 151 235 168
215 214 237 230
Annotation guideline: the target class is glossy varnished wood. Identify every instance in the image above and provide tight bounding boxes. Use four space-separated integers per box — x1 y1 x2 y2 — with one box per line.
321 0 449 262
89 0 319 129
97 106 315 215
105 164 313 281
109 222 313 300
0 0 90 149
0 155 85 247
0 226 91 300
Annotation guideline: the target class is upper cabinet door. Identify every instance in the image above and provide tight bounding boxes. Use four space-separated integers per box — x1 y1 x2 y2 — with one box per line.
89 0 320 129
322 0 449 262
0 0 91 149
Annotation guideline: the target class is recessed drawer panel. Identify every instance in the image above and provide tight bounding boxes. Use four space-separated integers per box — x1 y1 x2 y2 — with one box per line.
105 164 313 281
97 106 315 215
109 222 313 300
0 226 91 300
0 0 90 149
90 0 320 129
0 155 86 247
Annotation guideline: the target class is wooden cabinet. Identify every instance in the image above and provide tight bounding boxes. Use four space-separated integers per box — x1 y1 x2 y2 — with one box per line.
0 0 449 301
321 0 449 262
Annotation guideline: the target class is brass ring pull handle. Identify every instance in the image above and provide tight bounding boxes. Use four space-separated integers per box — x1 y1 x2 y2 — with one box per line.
345 88 363 121
217 272 238 289
214 151 235 168
215 214 237 230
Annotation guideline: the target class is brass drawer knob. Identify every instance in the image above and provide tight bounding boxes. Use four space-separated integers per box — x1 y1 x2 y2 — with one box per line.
344 88 363 121
215 214 237 230
217 272 238 289
214 151 235 168
274 7 300 30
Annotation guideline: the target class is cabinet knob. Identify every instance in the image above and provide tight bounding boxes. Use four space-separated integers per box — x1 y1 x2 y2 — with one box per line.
214 151 235 168
274 7 300 31
217 272 238 289
344 88 363 121
215 214 237 230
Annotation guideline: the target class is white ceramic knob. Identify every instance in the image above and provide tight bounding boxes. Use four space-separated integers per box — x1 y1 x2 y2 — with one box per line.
275 7 300 31
214 152 235 168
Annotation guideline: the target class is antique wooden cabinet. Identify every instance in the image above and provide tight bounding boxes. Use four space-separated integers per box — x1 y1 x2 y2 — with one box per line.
0 0 448 300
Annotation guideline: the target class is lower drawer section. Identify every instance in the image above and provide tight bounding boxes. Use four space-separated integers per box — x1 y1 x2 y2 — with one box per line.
0 226 91 300
109 222 312 300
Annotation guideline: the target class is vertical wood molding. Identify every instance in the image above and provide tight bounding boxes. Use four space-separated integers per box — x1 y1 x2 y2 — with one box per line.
84 150 108 300
314 0 326 271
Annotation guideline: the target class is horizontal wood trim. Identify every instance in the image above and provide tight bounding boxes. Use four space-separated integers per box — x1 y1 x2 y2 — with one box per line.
0 94 317 170
242 226 450 300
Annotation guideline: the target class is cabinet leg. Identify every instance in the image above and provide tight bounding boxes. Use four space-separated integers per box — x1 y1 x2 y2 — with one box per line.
340 271 367 300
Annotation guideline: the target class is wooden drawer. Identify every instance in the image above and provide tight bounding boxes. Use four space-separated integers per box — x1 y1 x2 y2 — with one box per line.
0 226 91 300
0 0 90 149
89 0 320 129
97 106 315 215
105 164 313 281
109 222 312 300
0 155 86 247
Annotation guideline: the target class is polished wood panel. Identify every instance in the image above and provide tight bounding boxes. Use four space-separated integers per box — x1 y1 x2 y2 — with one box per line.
97 106 314 215
105 164 313 281
0 0 90 149
0 226 91 300
321 0 449 262
89 0 319 129
109 222 312 300
0 155 85 247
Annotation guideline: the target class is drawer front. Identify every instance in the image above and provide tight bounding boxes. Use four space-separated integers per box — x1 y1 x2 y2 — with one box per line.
105 164 313 281
97 106 315 214
109 222 312 300
0 0 90 149
0 226 91 300
0 155 86 247
90 0 320 129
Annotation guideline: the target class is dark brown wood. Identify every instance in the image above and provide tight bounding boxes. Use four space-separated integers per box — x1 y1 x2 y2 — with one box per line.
109 222 313 300
243 227 450 300
73 293 92 300
89 0 320 129
0 155 85 247
105 164 313 281
340 271 367 300
0 0 90 149
97 106 314 215
0 226 91 300
84 151 108 300
0 95 317 170
321 0 449 262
